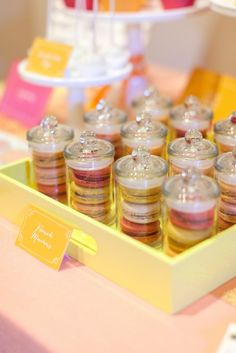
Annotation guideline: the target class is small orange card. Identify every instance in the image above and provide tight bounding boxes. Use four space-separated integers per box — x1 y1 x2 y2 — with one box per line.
26 37 72 77
16 205 72 270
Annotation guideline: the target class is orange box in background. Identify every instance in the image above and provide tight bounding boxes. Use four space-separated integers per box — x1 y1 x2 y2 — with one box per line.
99 0 146 12
212 75 236 123
178 67 220 106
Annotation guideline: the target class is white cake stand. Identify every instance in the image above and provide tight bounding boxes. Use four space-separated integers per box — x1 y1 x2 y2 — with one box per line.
210 0 236 18
18 60 132 88
18 0 209 125
18 58 132 126
80 0 209 23
84 0 209 106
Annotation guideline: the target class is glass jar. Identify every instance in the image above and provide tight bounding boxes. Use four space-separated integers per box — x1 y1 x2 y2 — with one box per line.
121 112 168 158
84 100 127 160
114 147 168 246
27 116 74 202
214 112 236 153
132 86 172 125
64 131 115 225
168 129 218 176
163 169 220 256
215 147 236 231
170 96 213 139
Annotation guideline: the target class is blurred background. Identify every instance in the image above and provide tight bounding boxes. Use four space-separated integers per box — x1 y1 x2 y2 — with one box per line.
1 0 236 78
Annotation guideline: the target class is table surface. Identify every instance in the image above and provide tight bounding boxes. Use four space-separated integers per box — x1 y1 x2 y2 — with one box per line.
1 66 235 353
0 217 236 353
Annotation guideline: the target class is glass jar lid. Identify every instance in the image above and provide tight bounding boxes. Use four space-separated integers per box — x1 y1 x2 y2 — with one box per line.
162 168 220 211
133 86 172 115
214 112 236 139
84 100 127 126
168 129 218 160
114 146 168 180
170 96 213 128
64 131 114 162
215 147 236 177
27 116 74 145
121 112 167 139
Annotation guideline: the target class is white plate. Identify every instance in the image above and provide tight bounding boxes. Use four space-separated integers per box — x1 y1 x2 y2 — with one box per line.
210 0 236 17
18 60 132 88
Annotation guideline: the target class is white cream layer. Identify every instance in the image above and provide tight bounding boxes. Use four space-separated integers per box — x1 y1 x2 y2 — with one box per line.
66 158 113 171
118 176 165 189
169 156 215 169
166 199 217 213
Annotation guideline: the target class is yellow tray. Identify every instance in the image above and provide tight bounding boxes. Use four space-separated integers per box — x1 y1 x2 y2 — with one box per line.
1 158 236 314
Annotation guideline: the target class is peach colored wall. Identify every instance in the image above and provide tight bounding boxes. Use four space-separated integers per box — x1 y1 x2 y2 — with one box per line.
147 11 236 76
0 2 236 78
0 0 46 78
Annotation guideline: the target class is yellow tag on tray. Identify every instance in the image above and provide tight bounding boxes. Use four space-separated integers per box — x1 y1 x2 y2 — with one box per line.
213 75 236 123
26 37 72 77
16 205 72 270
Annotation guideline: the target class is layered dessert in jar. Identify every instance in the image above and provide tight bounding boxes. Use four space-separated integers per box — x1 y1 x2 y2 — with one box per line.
169 95 213 139
27 116 74 202
214 112 236 153
64 131 115 225
84 100 127 160
168 129 218 176
132 86 172 125
215 147 236 231
121 112 168 158
163 168 220 256
114 147 168 246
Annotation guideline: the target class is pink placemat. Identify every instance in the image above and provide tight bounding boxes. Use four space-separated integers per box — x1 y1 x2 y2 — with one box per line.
0 216 235 353
0 62 52 128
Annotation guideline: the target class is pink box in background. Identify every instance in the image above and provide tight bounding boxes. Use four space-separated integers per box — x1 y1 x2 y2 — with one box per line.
0 61 52 128
63 0 94 9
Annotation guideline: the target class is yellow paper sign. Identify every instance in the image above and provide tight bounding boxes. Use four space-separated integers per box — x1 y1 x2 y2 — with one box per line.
26 37 72 77
16 205 72 270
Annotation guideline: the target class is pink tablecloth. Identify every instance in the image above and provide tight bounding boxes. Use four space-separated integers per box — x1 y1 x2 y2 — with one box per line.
0 216 236 353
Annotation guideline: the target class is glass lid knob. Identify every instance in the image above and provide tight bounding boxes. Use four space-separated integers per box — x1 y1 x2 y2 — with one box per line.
136 111 152 126
185 129 203 145
96 99 111 120
144 86 159 98
40 116 58 135
182 167 200 185
96 99 111 113
131 146 150 170
79 131 97 152
184 95 199 110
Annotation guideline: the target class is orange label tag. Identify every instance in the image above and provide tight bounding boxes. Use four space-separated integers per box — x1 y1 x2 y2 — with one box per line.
16 205 72 270
26 37 72 77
